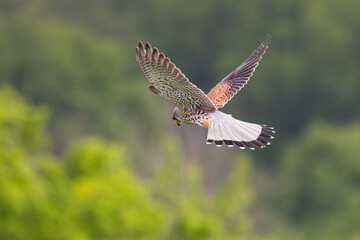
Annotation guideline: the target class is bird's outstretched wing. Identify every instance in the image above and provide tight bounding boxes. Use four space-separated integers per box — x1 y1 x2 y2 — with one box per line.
136 42 216 111
207 34 271 109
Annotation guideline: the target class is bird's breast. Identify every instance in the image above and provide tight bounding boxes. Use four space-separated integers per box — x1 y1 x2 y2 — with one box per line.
201 118 210 128
181 111 211 128
194 114 211 128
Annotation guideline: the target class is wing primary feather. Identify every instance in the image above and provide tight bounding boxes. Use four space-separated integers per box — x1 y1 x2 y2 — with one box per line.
152 47 159 63
165 58 170 69
138 42 145 57
206 35 271 109
159 53 165 65
135 41 216 110
170 63 176 75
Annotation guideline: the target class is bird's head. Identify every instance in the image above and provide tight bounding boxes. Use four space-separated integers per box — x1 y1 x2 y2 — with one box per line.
172 107 182 126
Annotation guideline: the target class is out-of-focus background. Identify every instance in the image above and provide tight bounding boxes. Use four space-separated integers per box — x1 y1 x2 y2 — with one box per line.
1 0 360 239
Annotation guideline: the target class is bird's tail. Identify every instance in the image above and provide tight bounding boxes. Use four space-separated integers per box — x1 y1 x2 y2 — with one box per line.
206 111 275 150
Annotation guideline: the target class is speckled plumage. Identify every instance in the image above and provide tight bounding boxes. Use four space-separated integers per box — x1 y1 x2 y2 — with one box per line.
178 107 211 128
135 35 275 149
136 42 216 111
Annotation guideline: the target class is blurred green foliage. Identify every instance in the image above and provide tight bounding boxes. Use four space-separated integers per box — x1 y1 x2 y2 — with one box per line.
0 0 359 239
0 87 261 239
0 10 165 157
276 122 360 240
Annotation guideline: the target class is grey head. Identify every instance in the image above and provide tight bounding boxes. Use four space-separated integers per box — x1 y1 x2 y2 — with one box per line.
172 107 182 126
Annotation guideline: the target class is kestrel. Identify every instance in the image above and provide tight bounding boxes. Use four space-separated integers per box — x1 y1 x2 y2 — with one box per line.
135 35 275 149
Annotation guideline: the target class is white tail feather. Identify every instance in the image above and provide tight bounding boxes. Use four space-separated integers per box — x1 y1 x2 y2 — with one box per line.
206 111 274 149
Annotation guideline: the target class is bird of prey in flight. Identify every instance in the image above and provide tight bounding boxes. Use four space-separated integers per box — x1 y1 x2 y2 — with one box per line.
135 35 274 150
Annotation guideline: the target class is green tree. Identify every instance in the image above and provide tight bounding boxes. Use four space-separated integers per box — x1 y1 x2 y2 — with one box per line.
0 12 167 157
0 87 163 240
274 121 360 240
151 137 260 240
0 87 265 239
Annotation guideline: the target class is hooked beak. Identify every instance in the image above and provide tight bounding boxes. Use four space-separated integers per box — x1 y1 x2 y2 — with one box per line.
173 118 181 126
